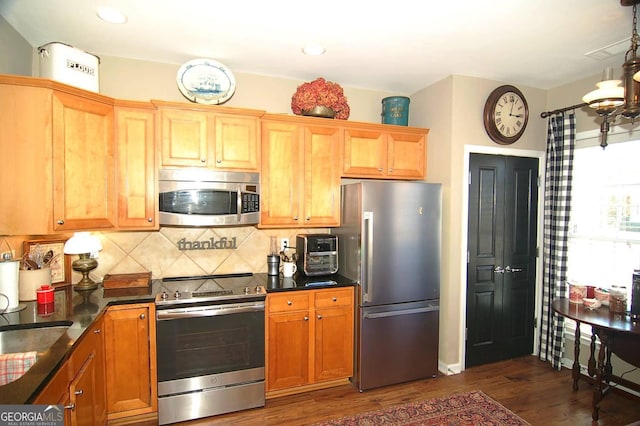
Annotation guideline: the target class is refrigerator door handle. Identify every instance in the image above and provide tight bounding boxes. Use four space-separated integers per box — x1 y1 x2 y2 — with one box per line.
362 211 374 303
363 305 439 319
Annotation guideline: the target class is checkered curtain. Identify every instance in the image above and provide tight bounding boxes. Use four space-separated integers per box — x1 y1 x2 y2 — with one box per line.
538 112 575 370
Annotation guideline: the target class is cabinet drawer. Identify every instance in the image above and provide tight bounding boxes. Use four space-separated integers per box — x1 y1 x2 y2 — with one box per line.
314 287 353 308
268 293 310 313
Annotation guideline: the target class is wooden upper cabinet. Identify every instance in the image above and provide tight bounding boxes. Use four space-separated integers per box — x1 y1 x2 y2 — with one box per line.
343 124 427 180
154 101 261 172
114 101 157 229
260 116 341 228
52 91 116 231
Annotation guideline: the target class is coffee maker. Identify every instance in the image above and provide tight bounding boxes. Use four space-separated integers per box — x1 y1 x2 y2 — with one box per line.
296 234 338 276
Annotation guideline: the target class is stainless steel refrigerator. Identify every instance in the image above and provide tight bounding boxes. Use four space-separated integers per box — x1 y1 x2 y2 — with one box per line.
332 181 441 391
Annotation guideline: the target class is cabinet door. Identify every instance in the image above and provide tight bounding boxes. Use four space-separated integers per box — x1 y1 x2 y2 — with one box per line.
0 84 54 234
387 131 426 179
214 114 260 171
342 128 387 177
303 126 341 226
52 91 116 231
115 105 157 229
260 121 303 226
70 352 102 426
159 108 212 167
104 303 157 420
266 311 310 391
314 306 354 382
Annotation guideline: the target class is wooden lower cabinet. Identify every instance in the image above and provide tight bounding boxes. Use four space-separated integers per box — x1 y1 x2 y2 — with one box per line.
103 303 158 422
34 317 107 426
266 287 354 397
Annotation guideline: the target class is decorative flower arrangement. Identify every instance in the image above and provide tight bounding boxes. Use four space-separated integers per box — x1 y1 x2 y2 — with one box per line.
291 77 350 120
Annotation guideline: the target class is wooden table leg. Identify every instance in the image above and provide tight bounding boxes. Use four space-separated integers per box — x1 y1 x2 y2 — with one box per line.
587 328 596 376
592 331 608 421
572 321 581 390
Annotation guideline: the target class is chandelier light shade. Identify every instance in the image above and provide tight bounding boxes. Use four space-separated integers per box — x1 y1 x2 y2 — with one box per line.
582 70 624 114
63 232 103 291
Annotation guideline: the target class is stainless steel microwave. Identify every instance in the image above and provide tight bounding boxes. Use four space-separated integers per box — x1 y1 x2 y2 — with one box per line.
158 169 260 227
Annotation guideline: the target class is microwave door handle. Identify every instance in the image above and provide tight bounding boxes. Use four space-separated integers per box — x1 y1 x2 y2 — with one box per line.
237 185 242 222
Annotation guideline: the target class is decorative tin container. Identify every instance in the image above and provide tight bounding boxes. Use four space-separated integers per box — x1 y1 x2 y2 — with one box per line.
382 96 410 126
38 42 100 92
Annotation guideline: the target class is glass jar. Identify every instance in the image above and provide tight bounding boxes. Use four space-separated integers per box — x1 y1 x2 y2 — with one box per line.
609 285 628 314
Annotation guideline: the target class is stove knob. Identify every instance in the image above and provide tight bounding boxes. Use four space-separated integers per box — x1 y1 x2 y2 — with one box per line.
160 291 168 300
255 285 262 293
174 290 181 299
243 287 251 294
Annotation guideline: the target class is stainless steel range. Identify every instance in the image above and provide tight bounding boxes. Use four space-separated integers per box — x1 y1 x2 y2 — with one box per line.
155 273 266 425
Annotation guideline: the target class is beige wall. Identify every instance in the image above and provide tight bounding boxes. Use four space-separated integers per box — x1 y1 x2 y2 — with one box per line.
0 15 31 76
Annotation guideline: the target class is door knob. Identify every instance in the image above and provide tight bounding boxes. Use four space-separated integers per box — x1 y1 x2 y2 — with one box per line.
494 266 505 274
505 266 523 273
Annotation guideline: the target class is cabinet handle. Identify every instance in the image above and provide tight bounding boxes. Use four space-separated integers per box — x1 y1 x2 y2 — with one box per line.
147 217 153 222
293 216 299 221
287 301 292 305
140 313 146 320
377 168 383 172
332 297 337 302
64 404 75 410
305 216 311 221
303 316 309 321
217 159 222 163
57 219 65 225
389 168 394 173
317 314 323 320
200 158 206 163
93 329 101 334
74 389 84 396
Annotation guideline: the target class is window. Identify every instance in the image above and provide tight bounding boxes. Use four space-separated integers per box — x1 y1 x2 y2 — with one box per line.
566 139 640 303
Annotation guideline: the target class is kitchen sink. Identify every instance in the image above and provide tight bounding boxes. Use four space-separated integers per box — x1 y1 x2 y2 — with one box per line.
0 322 73 355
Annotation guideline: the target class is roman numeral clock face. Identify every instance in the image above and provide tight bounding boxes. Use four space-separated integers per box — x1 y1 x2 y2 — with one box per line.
483 85 529 145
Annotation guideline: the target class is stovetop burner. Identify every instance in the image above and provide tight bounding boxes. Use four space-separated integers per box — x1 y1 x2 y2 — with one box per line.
155 273 266 306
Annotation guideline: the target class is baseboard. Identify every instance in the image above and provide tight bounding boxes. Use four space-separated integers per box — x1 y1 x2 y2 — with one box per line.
438 360 462 375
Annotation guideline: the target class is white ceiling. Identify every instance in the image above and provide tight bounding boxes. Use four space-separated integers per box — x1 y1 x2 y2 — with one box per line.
0 0 637 94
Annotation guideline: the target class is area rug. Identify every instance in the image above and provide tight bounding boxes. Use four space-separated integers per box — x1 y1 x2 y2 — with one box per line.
312 390 530 426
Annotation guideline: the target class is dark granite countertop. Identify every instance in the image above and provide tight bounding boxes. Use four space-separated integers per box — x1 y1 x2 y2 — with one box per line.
0 273 356 404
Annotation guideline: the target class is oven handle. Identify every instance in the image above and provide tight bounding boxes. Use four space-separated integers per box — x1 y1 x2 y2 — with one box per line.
156 301 265 320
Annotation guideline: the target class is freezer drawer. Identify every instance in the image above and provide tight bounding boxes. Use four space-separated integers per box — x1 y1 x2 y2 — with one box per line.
355 300 439 391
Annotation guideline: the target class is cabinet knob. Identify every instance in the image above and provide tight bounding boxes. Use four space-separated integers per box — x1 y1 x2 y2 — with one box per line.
287 301 292 305
317 314 323 320
389 168 394 173
140 313 146 320
93 329 101 334
74 389 84 396
147 217 153 222
305 216 311 221
303 316 309 321
57 219 65 225
64 404 75 410
201 158 206 163
217 159 222 163
293 216 299 221
377 168 383 172
332 297 337 302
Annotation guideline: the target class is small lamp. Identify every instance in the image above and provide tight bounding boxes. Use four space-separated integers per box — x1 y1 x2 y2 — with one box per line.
63 232 103 291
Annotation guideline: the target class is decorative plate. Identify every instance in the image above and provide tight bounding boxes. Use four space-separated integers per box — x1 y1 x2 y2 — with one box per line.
176 58 236 105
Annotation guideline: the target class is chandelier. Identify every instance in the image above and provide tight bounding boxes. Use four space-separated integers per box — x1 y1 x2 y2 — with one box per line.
582 0 640 148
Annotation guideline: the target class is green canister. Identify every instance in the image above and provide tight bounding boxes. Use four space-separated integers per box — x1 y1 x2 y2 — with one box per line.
381 96 410 126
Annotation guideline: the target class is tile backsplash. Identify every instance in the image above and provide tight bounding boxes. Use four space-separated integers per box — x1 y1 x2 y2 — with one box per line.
10 227 326 284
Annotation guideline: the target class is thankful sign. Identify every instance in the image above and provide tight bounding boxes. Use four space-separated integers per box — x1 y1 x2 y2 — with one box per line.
176 237 237 251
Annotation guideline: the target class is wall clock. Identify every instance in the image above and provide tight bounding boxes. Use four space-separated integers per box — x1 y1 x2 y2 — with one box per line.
483 85 529 145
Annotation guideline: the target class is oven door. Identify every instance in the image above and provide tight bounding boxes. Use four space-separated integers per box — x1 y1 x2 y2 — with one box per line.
156 300 265 385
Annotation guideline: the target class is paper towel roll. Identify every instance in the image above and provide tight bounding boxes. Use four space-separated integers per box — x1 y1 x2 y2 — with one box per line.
19 268 52 301
0 260 20 310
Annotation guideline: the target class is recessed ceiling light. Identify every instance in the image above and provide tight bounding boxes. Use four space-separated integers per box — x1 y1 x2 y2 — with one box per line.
97 7 127 24
302 44 326 56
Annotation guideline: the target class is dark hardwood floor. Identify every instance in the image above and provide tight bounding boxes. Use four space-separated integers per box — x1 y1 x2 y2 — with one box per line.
176 356 640 425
